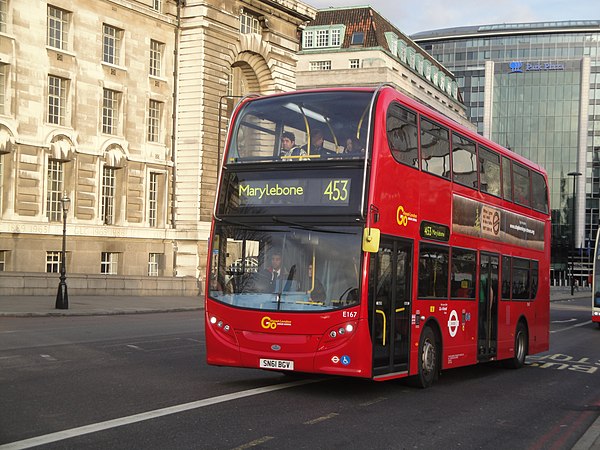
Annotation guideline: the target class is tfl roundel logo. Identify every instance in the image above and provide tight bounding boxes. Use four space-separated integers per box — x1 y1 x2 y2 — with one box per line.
509 61 523 73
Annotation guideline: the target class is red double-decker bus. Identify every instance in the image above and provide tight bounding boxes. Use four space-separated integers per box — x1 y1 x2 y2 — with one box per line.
206 86 550 387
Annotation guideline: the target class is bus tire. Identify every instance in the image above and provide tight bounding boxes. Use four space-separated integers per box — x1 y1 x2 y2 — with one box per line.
503 321 528 369
414 326 439 388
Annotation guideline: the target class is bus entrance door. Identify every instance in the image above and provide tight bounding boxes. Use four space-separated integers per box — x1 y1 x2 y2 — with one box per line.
370 237 412 376
478 253 499 360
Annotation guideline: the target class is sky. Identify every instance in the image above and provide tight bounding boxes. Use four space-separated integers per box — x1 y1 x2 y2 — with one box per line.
307 0 600 36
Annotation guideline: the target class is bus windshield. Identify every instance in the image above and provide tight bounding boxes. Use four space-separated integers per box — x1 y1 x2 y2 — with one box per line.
226 91 373 163
209 223 362 311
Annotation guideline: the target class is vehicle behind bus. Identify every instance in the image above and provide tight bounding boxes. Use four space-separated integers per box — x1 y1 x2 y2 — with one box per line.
592 228 600 326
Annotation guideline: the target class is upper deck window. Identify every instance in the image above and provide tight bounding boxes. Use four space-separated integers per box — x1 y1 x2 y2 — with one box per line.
513 162 531 207
501 156 513 202
226 91 372 164
420 118 450 179
479 145 501 197
452 132 478 189
531 171 549 213
387 103 418 169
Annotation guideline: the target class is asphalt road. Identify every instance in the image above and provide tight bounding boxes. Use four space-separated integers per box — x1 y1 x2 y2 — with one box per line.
1 296 600 449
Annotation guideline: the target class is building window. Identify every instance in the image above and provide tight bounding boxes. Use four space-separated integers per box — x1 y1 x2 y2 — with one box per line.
46 251 61 273
0 250 5 271
351 32 365 45
240 10 260 34
309 61 331 71
102 88 119 135
102 24 122 65
147 100 161 142
304 28 344 49
152 0 161 12
149 40 163 77
148 253 162 276
349 59 360 69
316 29 328 47
101 166 115 225
0 154 3 214
47 160 63 222
47 5 70 50
101 252 118 274
48 75 67 126
0 0 7 33
148 172 158 227
0 63 6 115
331 29 341 47
303 31 314 48
225 71 233 97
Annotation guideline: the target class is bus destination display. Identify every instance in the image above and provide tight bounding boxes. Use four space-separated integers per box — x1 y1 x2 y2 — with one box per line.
238 178 351 207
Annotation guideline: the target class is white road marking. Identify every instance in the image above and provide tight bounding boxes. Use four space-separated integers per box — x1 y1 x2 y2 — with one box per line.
551 320 593 333
231 436 275 449
359 396 388 407
0 379 319 450
39 354 57 361
303 412 339 425
125 344 143 350
551 318 577 323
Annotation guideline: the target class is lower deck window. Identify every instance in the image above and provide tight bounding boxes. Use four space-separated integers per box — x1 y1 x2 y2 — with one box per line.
418 243 449 298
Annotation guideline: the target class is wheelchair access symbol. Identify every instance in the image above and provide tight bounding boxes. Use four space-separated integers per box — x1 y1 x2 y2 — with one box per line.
341 355 351 366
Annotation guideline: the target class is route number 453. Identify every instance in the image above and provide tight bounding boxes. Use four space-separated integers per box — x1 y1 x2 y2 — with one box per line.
324 180 349 202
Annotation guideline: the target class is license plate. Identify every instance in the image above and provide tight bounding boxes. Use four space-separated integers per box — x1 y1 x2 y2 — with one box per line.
259 358 294 371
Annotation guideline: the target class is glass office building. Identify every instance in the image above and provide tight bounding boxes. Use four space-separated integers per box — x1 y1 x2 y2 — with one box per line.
413 21 600 284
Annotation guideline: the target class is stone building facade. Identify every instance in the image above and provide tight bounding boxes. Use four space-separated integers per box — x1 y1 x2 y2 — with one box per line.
174 0 315 283
0 0 315 295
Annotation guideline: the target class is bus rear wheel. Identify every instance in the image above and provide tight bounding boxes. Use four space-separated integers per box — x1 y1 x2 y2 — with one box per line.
414 326 439 388
503 322 528 369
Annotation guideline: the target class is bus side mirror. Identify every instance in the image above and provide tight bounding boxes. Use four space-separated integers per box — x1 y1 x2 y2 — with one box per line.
362 228 380 253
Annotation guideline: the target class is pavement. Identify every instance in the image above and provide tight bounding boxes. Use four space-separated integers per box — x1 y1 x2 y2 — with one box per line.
0 286 590 317
0 294 203 317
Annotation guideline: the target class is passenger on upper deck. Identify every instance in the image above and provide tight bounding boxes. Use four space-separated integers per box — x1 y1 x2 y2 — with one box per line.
280 132 306 158
342 137 365 157
302 129 336 158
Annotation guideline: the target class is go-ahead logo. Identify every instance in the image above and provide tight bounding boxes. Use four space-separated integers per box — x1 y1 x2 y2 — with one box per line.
261 316 292 330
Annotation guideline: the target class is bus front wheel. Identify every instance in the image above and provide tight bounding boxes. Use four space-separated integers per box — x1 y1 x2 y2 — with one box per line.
414 326 439 388
503 322 528 369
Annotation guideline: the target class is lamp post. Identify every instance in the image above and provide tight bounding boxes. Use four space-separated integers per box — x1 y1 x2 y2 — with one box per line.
55 192 71 309
568 171 582 296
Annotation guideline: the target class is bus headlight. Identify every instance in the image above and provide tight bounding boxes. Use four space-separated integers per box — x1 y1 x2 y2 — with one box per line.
318 321 357 351
208 314 237 345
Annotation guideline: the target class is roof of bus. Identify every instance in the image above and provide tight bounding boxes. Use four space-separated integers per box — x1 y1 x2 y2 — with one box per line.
240 86 547 177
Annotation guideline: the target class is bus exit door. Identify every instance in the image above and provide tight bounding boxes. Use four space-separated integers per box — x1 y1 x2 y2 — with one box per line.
370 237 412 376
478 253 499 359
